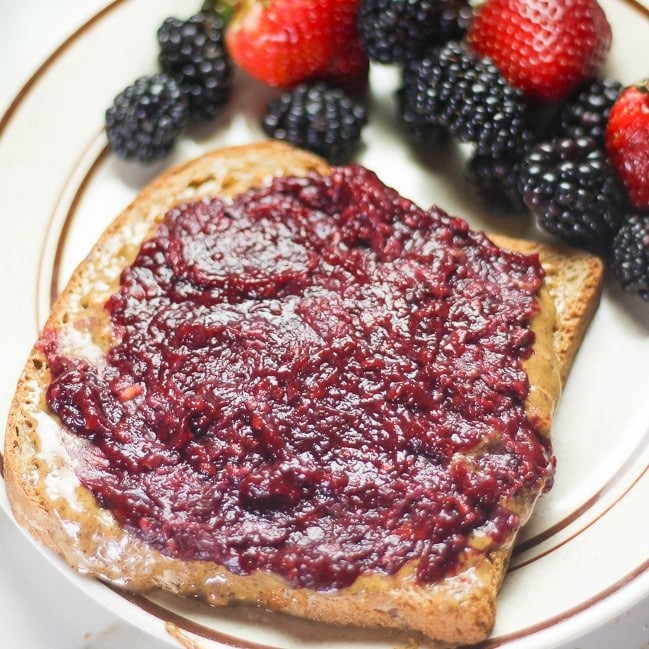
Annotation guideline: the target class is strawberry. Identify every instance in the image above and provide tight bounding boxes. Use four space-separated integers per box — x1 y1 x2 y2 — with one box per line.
322 1 368 88
466 0 612 102
223 0 367 89
606 81 649 210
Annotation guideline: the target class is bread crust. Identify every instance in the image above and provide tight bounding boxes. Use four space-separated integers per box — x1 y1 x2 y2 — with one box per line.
488 234 603 384
3 142 603 646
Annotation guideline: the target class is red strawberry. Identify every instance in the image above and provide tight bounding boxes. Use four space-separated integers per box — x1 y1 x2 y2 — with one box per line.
323 1 368 89
224 0 367 89
606 81 649 210
467 0 612 102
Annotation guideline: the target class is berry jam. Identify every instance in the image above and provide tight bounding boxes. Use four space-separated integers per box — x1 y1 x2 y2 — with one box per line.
43 166 552 590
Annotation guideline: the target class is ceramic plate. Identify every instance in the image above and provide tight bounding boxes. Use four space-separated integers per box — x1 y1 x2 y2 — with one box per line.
1 0 648 647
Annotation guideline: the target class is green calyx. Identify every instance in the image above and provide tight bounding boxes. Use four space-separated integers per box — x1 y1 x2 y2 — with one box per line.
200 0 242 25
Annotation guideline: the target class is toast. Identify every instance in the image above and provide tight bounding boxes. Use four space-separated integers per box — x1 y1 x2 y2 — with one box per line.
3 141 603 646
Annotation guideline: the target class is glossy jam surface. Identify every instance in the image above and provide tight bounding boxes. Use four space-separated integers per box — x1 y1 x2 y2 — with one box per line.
43 166 551 590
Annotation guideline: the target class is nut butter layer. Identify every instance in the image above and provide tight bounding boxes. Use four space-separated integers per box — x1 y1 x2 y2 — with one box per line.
4 142 603 646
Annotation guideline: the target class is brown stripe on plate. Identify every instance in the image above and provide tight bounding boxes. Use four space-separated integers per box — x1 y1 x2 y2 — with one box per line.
105 584 283 649
474 560 649 648
625 0 649 17
34 132 110 328
512 426 649 559
0 0 127 140
512 462 648 572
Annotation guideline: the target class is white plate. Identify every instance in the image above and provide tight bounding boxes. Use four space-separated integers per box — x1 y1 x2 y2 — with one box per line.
1 1 648 648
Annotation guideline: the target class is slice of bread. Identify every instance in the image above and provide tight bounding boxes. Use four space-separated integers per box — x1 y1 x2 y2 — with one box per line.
3 142 603 646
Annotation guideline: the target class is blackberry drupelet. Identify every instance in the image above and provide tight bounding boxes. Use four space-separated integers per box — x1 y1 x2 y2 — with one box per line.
465 152 526 212
357 0 473 64
552 77 622 144
158 12 232 121
611 213 649 301
398 42 534 157
519 136 626 249
261 83 367 164
105 74 188 162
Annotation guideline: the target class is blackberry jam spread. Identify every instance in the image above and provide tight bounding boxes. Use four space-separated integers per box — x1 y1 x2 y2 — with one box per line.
43 166 553 591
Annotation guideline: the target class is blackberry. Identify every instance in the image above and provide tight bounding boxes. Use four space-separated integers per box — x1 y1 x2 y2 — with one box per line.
552 77 622 144
465 152 526 212
519 137 626 249
611 213 649 301
158 12 232 121
357 0 473 64
261 83 368 164
398 42 534 157
105 74 188 162
396 86 450 145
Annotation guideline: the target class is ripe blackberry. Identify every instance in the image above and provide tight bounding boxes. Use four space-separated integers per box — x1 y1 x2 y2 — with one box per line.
552 77 622 144
519 136 626 249
611 213 649 301
465 152 526 212
396 86 450 145
357 0 473 64
105 74 188 162
261 83 367 164
157 12 232 121
398 42 534 157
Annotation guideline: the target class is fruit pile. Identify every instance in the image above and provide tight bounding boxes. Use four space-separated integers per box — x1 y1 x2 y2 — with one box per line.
104 0 649 303
105 1 368 165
